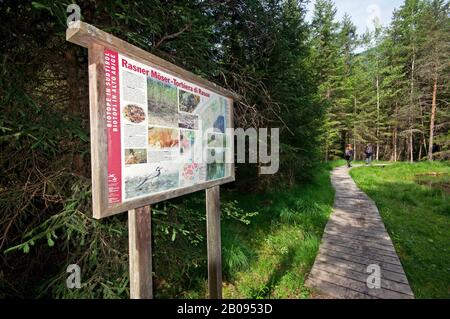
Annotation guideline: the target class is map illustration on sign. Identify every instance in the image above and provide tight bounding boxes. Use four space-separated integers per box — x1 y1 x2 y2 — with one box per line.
104 50 233 205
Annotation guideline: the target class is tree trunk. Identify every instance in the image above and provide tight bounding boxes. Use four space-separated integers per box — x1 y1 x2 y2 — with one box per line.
353 97 357 161
409 133 414 162
419 142 422 160
418 97 428 160
392 126 397 162
409 52 415 163
392 102 398 162
383 142 389 160
376 75 380 161
423 136 428 158
428 79 438 161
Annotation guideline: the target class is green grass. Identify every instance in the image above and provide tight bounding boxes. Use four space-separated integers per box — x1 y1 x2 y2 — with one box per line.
217 163 336 299
350 162 450 299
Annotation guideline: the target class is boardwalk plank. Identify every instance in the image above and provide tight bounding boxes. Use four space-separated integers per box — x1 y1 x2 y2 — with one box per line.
306 166 414 299
320 245 402 267
313 260 414 296
322 234 397 254
315 254 410 284
324 224 389 238
320 240 399 259
328 214 386 230
306 276 375 299
320 248 405 273
324 229 392 242
310 269 413 299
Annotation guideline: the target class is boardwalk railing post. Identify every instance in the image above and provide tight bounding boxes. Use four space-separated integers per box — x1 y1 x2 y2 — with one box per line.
206 186 222 299
128 205 153 299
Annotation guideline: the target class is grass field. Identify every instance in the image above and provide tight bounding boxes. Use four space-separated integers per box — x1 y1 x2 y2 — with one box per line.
211 162 342 299
350 162 450 299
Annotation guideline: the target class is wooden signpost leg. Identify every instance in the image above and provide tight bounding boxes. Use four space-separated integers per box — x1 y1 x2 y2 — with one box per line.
128 205 153 299
206 186 222 299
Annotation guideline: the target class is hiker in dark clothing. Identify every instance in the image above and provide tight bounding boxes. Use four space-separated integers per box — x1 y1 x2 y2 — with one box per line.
345 144 354 168
365 143 374 165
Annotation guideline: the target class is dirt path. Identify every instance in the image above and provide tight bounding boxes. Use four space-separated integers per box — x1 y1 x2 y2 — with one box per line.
305 165 414 299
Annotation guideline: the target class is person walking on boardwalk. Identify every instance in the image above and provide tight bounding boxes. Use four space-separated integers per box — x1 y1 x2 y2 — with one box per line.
365 143 374 165
344 144 354 168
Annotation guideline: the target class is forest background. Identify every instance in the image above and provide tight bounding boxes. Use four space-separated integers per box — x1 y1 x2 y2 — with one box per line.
0 0 448 298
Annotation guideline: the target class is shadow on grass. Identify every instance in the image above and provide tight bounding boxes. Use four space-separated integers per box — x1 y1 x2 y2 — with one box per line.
249 247 296 298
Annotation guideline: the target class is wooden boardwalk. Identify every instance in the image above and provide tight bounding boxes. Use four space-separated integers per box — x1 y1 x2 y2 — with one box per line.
306 166 414 299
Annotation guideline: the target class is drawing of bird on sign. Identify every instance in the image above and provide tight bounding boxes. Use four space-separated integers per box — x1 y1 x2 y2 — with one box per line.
135 167 162 190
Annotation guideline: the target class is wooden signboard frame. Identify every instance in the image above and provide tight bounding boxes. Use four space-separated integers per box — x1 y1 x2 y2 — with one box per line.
67 21 237 220
67 21 238 299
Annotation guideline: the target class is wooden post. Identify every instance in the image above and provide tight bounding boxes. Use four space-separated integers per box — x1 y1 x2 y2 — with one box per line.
206 186 222 299
128 205 153 299
87 42 109 220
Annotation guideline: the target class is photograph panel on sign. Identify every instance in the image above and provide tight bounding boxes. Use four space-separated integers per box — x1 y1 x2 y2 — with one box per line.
147 77 178 127
178 89 201 113
207 132 226 148
180 129 196 163
206 148 226 181
148 126 179 150
124 162 180 200
123 104 146 124
124 148 147 165
178 112 199 130
147 126 180 164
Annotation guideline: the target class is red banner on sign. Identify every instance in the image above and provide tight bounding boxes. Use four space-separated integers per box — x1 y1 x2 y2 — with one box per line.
104 49 122 204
